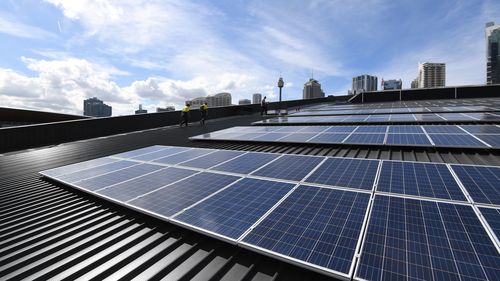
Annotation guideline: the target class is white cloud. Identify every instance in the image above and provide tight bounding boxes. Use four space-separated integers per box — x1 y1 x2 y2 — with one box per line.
0 13 57 39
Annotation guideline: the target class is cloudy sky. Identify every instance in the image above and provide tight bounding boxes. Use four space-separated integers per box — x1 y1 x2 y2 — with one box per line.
0 0 499 116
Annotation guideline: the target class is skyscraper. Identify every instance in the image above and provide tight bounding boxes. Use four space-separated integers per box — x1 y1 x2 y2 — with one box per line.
252 93 262 104
83 97 112 117
135 104 147 114
352 75 377 95
303 78 324 99
486 22 500 84
411 78 419 89
417 62 446 88
382 79 402 90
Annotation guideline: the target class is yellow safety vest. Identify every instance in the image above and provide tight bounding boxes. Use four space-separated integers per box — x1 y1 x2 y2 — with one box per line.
201 104 208 111
182 106 190 113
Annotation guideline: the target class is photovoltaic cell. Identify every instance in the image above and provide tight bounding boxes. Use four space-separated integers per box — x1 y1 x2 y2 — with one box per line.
324 126 357 133
460 125 500 134
377 161 466 201
451 165 500 205
344 133 385 144
430 134 488 147
278 133 317 142
57 160 138 183
308 133 348 143
300 126 329 133
173 178 294 240
423 125 465 134
474 134 500 147
479 207 500 241
129 172 241 217
388 125 423 134
251 155 324 181
132 146 190 161
243 185 370 274
40 157 118 177
210 152 280 174
179 150 244 169
251 132 290 141
78 163 163 191
97 167 197 201
355 126 387 133
356 196 500 281
305 158 379 190
385 134 431 145
152 148 214 165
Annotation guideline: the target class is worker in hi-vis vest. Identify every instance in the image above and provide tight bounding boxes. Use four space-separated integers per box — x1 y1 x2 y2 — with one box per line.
200 101 208 126
180 103 190 127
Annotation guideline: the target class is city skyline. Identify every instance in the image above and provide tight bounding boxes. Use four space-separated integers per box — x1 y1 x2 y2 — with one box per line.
0 1 499 116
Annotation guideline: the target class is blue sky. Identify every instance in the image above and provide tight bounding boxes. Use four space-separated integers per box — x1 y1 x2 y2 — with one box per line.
0 0 499 115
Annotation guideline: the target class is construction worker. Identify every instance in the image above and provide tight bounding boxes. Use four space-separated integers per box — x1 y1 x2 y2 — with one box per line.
180 103 190 127
200 101 208 126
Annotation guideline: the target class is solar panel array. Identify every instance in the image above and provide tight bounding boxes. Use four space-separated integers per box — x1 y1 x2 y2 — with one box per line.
253 112 500 125
40 145 500 280
190 125 500 148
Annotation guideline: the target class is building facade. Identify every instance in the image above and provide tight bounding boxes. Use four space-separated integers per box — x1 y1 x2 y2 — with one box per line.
411 78 419 89
417 62 446 88
187 93 232 108
238 99 251 105
382 79 402 90
486 22 500 84
303 79 325 99
157 106 175 112
135 104 147 114
352 75 377 95
252 93 262 104
83 97 112 117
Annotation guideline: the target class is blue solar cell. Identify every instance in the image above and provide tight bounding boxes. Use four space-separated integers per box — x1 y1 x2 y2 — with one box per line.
430 134 488 147
344 133 385 144
57 160 138 183
41 157 117 177
278 133 317 142
474 134 500 147
324 126 357 133
460 125 500 134
355 126 387 133
97 167 197 201
423 125 464 134
251 155 324 181
386 134 432 145
152 148 214 165
377 161 466 201
210 152 280 174
179 150 244 169
112 146 166 159
356 196 500 281
174 178 294 239
129 172 241 217
388 125 424 134
305 158 379 190
132 146 190 161
243 185 370 274
251 132 290 141
479 207 500 241
451 165 500 205
308 133 348 143
78 163 164 191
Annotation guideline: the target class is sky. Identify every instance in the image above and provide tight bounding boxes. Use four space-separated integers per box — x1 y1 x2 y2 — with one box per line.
0 0 499 116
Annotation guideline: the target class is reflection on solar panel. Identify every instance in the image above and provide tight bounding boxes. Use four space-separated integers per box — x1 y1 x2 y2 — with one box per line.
386 134 431 145
355 126 387 133
475 134 500 146
479 207 500 241
430 134 488 147
97 167 198 201
111 145 166 158
131 146 190 161
305 158 379 190
451 165 500 205
173 178 294 240
251 155 324 181
57 160 138 183
324 126 357 133
377 161 466 201
308 133 348 143
40 157 117 177
210 152 279 174
242 186 370 275
180 150 244 169
356 196 500 281
152 148 214 165
129 172 241 217
344 133 385 144
278 133 317 142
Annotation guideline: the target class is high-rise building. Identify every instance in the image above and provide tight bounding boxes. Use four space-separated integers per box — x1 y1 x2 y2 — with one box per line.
135 104 147 114
238 99 251 105
186 93 232 108
411 78 419 89
83 97 112 117
157 106 175 112
186 97 205 107
352 75 377 95
303 78 325 99
486 22 500 84
252 93 262 104
382 79 402 90
417 62 446 88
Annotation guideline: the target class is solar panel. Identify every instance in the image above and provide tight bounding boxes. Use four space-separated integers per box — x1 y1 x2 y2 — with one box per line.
324 126 357 133
78 163 164 191
344 133 385 144
97 167 198 201
152 148 214 165
429 134 488 147
242 185 370 276
56 160 138 183
111 145 166 158
308 133 348 143
274 126 309 132
479 207 500 241
304 158 379 190
423 125 465 134
385 134 431 145
355 195 500 281
251 155 324 181
388 125 423 134
278 133 317 142
210 152 280 174
355 126 387 133
251 132 290 141
300 126 329 133
460 125 500 134
40 157 118 177
131 146 190 161
178 150 244 169
474 134 500 147
451 165 500 205
377 161 467 201
173 178 295 240
129 172 241 217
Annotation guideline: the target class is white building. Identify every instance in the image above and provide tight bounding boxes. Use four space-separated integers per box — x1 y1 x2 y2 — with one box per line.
417 62 446 88
252 93 262 104
303 79 325 99
352 75 377 95
186 92 232 108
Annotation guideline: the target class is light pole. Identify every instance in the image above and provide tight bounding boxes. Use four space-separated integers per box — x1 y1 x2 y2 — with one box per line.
278 77 284 115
